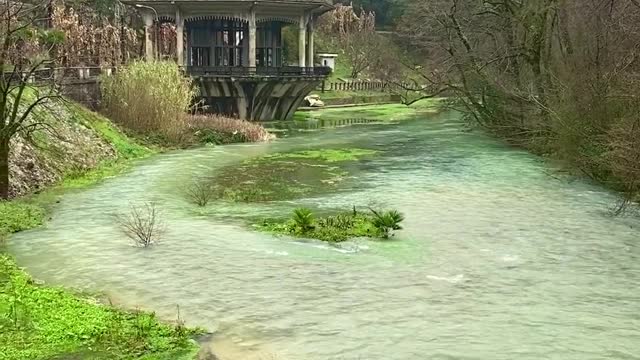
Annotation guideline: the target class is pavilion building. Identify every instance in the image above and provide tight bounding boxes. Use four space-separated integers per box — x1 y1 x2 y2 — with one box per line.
122 0 334 120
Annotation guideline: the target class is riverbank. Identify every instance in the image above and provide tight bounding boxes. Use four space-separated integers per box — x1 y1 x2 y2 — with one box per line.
0 102 202 359
0 255 202 360
1 98 275 359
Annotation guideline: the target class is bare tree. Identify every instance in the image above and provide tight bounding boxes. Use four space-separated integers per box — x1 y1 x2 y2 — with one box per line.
0 0 64 199
116 202 165 247
317 4 378 79
396 0 640 208
185 177 215 207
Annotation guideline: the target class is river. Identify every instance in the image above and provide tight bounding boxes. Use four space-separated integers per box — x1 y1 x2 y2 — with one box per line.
9 109 640 360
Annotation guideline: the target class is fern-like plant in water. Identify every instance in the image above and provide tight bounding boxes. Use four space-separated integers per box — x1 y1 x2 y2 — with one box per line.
292 208 315 234
369 208 405 239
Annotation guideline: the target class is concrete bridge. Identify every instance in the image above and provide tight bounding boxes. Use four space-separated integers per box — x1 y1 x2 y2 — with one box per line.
122 0 335 121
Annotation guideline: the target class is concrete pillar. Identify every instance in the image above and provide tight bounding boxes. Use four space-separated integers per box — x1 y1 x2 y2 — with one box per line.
307 17 314 68
176 8 184 66
298 14 307 68
248 10 257 68
143 13 154 61
272 22 279 67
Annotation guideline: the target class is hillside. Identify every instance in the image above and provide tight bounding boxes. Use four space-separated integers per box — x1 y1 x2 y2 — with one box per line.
9 97 149 198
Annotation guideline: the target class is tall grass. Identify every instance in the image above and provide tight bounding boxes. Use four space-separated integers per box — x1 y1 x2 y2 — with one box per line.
101 61 196 141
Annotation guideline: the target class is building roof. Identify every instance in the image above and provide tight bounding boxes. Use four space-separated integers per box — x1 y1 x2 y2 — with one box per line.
123 0 333 18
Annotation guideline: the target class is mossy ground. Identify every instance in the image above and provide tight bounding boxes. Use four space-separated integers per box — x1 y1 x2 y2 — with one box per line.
205 148 376 203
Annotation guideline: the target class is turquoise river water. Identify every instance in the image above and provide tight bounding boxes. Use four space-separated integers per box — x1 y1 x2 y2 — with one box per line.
9 110 640 359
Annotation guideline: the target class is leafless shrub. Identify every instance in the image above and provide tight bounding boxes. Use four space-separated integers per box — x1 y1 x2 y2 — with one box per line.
186 178 216 207
115 202 165 247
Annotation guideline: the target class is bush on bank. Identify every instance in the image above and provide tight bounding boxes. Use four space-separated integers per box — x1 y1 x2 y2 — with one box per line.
101 61 273 147
101 61 196 142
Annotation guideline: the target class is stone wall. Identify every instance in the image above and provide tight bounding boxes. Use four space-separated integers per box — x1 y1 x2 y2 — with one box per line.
60 79 102 110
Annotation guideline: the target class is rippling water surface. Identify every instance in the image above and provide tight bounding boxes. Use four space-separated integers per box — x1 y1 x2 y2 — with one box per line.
9 111 640 360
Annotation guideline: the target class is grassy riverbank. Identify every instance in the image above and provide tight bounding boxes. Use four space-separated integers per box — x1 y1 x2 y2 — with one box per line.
0 256 200 360
1 104 152 240
0 171 202 360
0 100 206 359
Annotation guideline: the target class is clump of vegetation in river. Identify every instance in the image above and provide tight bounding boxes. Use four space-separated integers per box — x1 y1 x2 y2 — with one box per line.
369 208 405 239
208 148 376 203
115 202 165 247
292 208 315 233
260 207 405 242
0 255 200 360
186 178 216 207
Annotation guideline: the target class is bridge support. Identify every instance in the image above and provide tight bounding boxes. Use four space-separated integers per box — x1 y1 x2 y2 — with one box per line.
195 77 322 121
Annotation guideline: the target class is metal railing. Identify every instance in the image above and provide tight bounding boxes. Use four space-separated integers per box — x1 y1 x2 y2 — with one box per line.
185 66 332 77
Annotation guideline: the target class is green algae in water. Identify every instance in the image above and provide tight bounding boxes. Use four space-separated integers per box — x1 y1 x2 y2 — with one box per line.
262 148 377 162
208 148 377 202
295 99 444 123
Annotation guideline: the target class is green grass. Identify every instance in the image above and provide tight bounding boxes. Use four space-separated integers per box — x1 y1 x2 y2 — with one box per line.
73 105 151 161
317 89 385 100
0 255 200 360
0 203 44 240
327 56 353 82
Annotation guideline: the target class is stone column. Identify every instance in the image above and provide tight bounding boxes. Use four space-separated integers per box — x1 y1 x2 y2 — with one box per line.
175 8 184 66
298 14 307 68
143 13 155 61
248 10 257 68
307 17 314 68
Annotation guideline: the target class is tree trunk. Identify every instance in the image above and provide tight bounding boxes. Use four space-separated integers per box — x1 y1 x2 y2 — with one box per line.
0 139 9 200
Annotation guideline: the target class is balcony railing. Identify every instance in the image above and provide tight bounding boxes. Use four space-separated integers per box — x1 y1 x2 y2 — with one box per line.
185 66 332 78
